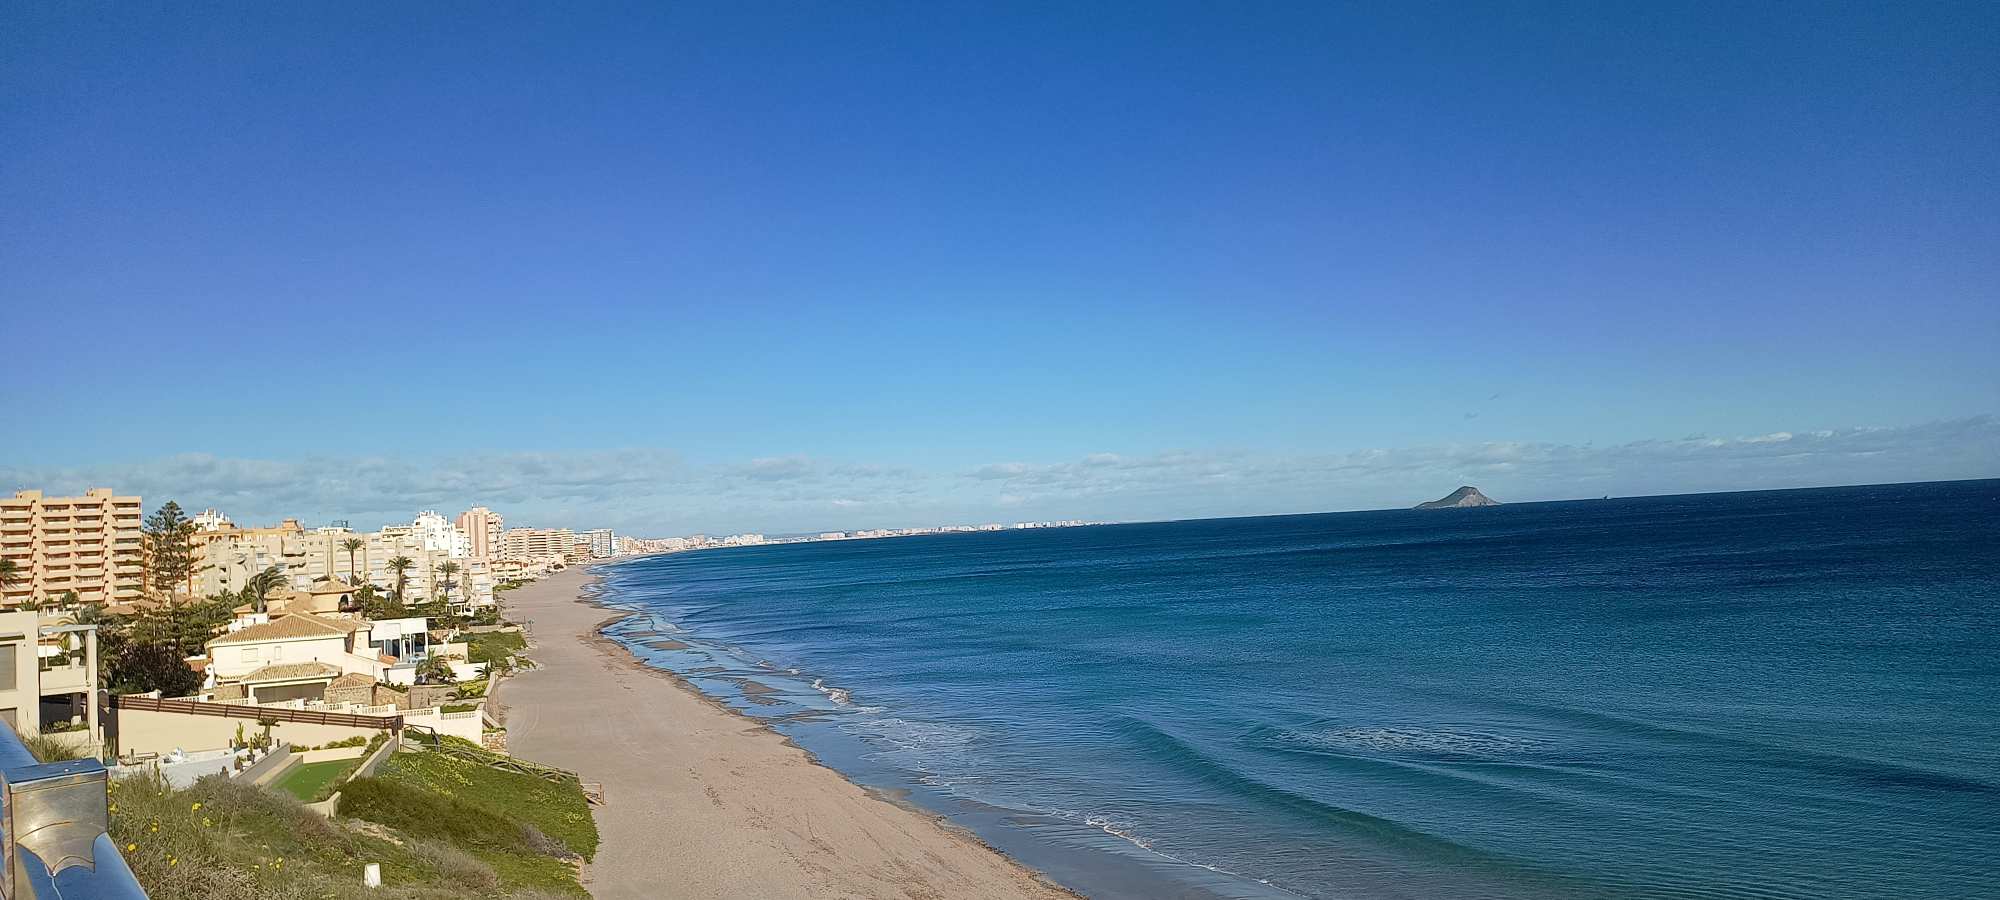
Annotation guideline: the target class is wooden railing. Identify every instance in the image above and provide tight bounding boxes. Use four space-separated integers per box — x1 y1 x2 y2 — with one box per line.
110 694 403 730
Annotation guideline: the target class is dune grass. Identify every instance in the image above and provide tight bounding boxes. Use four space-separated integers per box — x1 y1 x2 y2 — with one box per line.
111 770 470 900
338 772 586 896
376 739 599 861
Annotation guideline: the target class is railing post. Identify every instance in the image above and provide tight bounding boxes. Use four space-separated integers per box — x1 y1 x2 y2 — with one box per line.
0 729 148 899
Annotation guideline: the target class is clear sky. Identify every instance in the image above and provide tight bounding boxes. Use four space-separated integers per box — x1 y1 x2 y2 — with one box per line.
3 2 1996 534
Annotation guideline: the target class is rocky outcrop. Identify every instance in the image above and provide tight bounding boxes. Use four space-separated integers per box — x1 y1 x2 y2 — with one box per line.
1415 486 1499 509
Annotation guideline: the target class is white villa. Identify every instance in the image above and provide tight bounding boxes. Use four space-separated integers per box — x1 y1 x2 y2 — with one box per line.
204 611 442 703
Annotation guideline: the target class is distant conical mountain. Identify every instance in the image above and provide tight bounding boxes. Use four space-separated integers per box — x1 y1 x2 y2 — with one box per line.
1414 486 1499 509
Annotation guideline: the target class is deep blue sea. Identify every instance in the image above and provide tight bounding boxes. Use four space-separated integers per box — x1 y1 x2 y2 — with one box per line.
594 481 2000 899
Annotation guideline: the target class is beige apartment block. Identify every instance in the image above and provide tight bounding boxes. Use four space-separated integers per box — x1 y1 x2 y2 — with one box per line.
501 527 576 559
0 608 102 740
456 507 504 558
0 489 145 606
192 523 487 605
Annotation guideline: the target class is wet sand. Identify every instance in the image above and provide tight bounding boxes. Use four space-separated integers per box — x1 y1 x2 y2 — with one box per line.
497 566 1079 900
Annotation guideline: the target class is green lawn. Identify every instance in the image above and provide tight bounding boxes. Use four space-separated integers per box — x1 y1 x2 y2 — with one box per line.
272 759 360 802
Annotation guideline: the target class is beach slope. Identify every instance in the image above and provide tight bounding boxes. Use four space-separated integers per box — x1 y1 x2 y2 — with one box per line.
499 567 1076 900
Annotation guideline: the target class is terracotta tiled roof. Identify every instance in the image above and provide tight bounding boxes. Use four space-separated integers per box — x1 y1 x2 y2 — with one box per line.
310 614 368 634
237 661 340 683
207 612 351 645
327 672 376 690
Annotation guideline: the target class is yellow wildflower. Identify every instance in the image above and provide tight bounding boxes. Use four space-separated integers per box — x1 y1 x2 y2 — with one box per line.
190 802 202 811
125 843 135 852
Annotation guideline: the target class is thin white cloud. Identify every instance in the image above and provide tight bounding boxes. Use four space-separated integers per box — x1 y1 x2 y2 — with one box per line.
1 417 1992 536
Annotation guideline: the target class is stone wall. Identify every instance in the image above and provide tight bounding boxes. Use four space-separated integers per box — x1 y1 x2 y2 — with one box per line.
407 685 454 709
323 681 373 707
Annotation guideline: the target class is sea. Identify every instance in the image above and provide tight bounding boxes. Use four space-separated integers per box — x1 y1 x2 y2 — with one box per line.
591 480 2000 899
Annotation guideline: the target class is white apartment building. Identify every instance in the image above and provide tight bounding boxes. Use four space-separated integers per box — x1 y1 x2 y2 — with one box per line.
579 528 616 558
412 510 471 558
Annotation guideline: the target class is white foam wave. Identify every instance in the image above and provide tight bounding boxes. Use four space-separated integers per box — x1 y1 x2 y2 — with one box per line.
810 678 854 706
1076 813 1307 897
839 717 984 775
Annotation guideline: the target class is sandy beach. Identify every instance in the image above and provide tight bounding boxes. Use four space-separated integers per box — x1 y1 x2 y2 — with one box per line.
497 566 1078 900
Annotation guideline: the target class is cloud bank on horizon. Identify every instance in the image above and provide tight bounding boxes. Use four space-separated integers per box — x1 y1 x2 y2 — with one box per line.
3 417 1993 536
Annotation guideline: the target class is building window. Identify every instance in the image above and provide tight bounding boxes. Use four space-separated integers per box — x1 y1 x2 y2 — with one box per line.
0 645 15 693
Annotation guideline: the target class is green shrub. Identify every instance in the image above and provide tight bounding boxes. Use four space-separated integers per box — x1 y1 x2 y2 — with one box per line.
465 631 526 664
18 729 87 762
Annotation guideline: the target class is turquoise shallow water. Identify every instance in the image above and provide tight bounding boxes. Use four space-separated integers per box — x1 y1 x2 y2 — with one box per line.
596 480 2000 899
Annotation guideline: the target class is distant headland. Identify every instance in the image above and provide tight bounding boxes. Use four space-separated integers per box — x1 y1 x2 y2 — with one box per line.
1415 486 1500 509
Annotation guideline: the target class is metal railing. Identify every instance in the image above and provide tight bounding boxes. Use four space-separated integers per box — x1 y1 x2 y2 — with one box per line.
109 695 402 731
0 727 148 899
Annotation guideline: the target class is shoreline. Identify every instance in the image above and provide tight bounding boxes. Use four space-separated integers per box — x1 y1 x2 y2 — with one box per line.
495 565 1081 900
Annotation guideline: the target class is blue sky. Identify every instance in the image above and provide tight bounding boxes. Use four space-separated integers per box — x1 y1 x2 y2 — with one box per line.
3 3 1995 534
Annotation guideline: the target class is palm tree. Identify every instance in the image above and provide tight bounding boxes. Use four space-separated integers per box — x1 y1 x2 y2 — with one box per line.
438 561 462 606
340 538 364 585
245 565 286 614
0 558 19 605
415 655 455 685
387 556 414 604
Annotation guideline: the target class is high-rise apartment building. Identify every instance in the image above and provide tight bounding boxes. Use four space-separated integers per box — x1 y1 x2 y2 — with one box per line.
0 489 146 606
579 528 616 559
456 507 503 558
501 527 575 559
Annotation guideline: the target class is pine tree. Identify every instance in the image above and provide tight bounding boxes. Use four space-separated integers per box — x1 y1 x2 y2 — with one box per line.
142 501 197 598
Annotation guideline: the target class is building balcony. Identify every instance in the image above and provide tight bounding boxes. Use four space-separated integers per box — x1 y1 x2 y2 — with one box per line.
39 662 92 696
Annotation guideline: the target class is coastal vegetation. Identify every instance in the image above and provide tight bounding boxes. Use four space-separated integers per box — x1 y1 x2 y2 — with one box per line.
108 768 577 900
338 738 597 896
466 629 528 672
